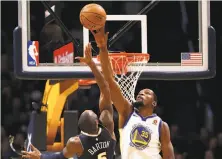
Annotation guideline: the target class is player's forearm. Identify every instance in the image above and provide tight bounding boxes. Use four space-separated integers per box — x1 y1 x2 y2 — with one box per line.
88 60 108 91
99 46 131 115
40 152 67 159
99 46 115 81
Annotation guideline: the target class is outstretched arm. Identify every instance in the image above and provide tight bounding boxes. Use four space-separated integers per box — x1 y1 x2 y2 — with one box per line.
91 28 132 128
161 122 175 159
76 43 114 135
22 137 83 158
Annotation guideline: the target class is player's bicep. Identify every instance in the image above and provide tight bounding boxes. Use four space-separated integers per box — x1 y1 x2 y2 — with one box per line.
98 75 111 101
99 92 114 133
63 137 82 158
99 91 112 113
99 110 114 134
160 122 175 159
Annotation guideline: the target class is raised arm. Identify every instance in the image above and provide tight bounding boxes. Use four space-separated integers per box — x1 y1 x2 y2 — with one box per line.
76 43 114 135
91 28 132 128
161 122 175 159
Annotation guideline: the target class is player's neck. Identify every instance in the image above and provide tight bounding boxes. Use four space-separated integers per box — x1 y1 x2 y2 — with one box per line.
138 107 154 117
81 128 102 136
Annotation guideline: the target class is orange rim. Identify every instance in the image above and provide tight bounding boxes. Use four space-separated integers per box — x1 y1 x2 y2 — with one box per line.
97 52 150 74
78 79 96 86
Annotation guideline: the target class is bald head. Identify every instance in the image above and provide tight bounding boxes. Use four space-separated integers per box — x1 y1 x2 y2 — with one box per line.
78 110 99 134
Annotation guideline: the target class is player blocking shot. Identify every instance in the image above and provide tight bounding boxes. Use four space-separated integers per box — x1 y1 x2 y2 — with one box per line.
22 43 116 159
91 26 175 159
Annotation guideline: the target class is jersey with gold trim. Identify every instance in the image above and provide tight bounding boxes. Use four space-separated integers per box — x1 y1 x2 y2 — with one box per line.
119 111 162 159
78 126 116 159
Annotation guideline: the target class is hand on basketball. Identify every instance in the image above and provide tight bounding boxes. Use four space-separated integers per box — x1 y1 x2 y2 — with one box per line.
91 26 109 48
75 43 93 65
21 144 41 159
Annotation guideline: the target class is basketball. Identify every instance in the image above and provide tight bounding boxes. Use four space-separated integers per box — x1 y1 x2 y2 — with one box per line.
80 3 107 30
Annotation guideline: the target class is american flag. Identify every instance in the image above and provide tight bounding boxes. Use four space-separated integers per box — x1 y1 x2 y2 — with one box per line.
181 53 203 66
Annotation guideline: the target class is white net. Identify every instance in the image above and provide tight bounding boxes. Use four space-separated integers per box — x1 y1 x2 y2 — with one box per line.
108 53 149 103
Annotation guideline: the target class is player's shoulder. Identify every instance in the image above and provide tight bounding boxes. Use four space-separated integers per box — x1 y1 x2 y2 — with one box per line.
66 136 84 155
67 136 82 147
157 115 163 122
162 121 169 128
160 121 170 132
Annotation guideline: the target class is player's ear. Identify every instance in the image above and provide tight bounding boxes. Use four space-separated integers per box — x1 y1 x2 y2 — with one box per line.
152 101 157 107
96 119 99 126
96 117 99 124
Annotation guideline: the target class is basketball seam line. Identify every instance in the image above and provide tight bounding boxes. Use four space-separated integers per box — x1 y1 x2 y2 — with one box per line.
81 12 106 18
81 15 104 26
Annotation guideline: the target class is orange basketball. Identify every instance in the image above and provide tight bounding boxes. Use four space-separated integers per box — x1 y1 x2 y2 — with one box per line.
80 3 106 30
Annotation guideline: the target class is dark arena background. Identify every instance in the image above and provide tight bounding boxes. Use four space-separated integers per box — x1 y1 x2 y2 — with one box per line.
1 1 222 159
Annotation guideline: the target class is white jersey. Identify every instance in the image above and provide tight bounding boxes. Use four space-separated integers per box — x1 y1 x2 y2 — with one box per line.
119 110 162 159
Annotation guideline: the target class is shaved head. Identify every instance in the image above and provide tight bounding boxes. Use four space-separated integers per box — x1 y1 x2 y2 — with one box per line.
78 110 99 134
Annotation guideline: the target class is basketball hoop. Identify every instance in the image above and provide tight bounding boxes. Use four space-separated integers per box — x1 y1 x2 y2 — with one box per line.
97 52 150 103
97 52 149 75
77 52 149 102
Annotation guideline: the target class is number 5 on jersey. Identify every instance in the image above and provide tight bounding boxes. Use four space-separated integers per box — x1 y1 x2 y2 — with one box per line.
98 152 107 159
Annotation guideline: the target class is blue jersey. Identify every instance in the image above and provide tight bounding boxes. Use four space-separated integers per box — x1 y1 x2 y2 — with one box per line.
78 125 116 159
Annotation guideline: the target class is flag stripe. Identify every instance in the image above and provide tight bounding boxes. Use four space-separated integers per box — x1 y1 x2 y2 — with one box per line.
182 62 203 63
182 63 203 64
181 53 203 66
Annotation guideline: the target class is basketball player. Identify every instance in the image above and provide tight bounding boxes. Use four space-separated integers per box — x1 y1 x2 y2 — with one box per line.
91 27 175 159
22 43 116 159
